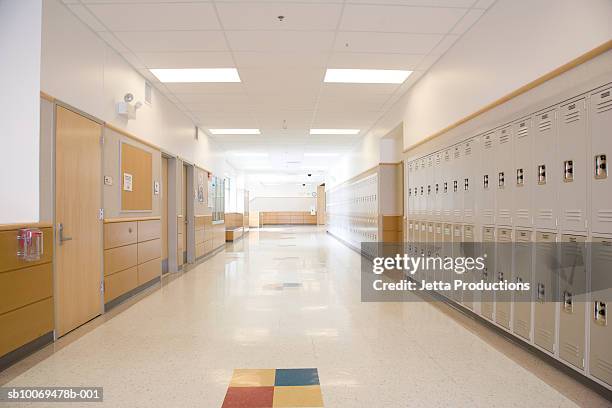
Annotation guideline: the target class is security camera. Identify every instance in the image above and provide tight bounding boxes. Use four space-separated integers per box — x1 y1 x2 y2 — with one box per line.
308 174 312 177
134 101 143 110
124 93 134 103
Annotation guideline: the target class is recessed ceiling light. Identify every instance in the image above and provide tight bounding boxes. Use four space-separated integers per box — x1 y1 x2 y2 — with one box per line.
324 69 412 84
209 129 261 135
310 129 360 135
150 68 241 83
304 153 340 157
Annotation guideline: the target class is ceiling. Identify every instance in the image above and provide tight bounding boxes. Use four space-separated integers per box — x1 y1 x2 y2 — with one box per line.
61 0 494 174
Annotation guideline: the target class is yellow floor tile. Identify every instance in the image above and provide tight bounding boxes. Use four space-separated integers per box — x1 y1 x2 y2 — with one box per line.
273 385 324 407
230 369 276 387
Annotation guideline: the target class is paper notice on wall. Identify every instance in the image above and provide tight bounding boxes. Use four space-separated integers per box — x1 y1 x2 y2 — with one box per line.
123 173 133 192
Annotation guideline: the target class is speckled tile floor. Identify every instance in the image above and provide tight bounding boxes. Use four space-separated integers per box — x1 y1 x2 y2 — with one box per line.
0 226 609 407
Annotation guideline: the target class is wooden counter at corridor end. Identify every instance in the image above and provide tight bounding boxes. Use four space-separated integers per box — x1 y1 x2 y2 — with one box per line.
0 224 54 369
103 217 161 308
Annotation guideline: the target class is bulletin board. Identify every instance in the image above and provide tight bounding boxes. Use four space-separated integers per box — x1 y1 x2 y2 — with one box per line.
121 142 152 211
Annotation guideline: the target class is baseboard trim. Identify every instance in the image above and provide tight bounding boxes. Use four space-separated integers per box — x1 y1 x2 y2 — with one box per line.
104 276 161 311
0 332 54 372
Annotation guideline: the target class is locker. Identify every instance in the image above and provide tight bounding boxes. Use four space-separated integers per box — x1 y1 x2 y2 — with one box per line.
407 162 414 219
462 224 475 310
480 132 496 225
452 145 464 223
481 226 496 320
533 109 558 230
495 126 514 226
513 229 532 340
425 222 435 283
513 117 533 227
417 158 426 220
434 223 444 282
558 234 586 370
450 224 463 302
442 223 453 298
534 231 557 354
426 156 435 220
434 152 443 221
442 149 453 222
589 237 612 386
590 87 612 234
463 139 477 224
558 98 587 232
495 227 513 329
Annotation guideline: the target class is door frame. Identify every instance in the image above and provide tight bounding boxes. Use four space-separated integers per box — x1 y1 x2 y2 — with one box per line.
163 153 179 273
52 100 105 339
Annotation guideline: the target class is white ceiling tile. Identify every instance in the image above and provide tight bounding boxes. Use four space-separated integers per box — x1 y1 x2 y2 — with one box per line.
197 114 258 127
81 0 209 2
135 51 235 69
86 3 220 31
345 0 476 6
340 5 466 33
216 3 343 30
335 32 443 54
239 68 325 95
97 31 130 53
120 52 146 69
234 51 329 68
226 30 335 52
114 31 228 52
328 52 423 69
165 82 245 95
416 54 441 70
429 34 460 55
451 8 485 34
473 0 497 9
67 5 107 32
320 83 401 97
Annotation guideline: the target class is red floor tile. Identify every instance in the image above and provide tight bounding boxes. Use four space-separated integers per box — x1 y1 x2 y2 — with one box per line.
221 386 274 408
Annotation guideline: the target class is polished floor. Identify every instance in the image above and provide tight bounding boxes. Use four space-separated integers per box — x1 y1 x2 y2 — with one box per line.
1 226 609 407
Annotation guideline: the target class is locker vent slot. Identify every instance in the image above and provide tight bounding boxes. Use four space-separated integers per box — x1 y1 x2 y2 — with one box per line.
454 148 460 159
562 341 579 357
516 122 528 138
537 209 553 220
499 209 511 219
516 209 529 220
535 328 552 344
564 210 582 222
595 358 612 377
465 144 472 156
464 209 473 218
483 209 494 218
538 164 546 185
596 90 612 114
563 160 574 182
594 154 607 179
484 137 493 149
435 155 441 165
596 210 612 224
563 105 581 123
538 112 553 132
499 130 510 144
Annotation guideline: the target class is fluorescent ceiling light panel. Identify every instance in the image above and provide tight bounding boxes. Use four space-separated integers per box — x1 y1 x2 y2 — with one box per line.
304 153 340 157
209 129 261 135
150 68 240 83
233 152 268 157
324 69 412 84
310 129 360 135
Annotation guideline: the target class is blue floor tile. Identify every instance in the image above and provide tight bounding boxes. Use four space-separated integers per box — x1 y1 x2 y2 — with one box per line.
275 368 319 386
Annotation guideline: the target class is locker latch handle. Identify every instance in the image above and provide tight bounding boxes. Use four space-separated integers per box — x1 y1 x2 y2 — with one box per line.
464 178 469 191
538 164 546 185
594 154 607 180
498 172 505 188
563 160 574 182
536 283 545 302
563 291 573 313
453 180 458 193
498 272 504 282
594 301 607 326
483 175 489 189
516 168 524 186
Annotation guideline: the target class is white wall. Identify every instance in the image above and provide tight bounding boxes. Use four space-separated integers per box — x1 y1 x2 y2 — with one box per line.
250 197 316 213
41 0 229 176
247 182 317 212
329 0 612 187
0 0 42 223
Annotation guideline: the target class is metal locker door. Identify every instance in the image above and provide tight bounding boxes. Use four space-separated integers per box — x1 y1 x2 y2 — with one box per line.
590 87 612 235
534 231 557 354
495 127 514 226
559 234 586 369
451 224 463 302
513 229 533 340
462 224 475 310
427 156 434 220
434 153 442 221
533 109 558 230
481 133 495 225
434 223 444 282
495 227 513 329
442 223 453 298
463 140 476 224
425 222 435 283
558 98 588 232
452 145 463 223
418 159 425 220
407 162 413 219
589 237 612 386
513 117 533 227
481 226 496 320
442 149 452 222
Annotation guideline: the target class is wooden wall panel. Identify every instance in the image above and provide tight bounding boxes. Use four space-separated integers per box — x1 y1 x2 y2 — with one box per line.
121 142 152 211
138 258 160 284
104 266 138 303
0 264 52 316
104 222 137 249
103 244 137 276
138 219 161 242
0 228 53 273
137 238 161 264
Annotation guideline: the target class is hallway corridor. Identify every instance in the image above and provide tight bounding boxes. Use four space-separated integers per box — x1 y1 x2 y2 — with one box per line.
1 227 607 407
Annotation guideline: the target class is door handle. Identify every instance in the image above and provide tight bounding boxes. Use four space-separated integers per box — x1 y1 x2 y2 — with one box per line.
58 223 72 244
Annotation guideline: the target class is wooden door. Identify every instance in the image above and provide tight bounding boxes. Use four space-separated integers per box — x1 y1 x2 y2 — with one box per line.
161 157 168 268
55 106 102 336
